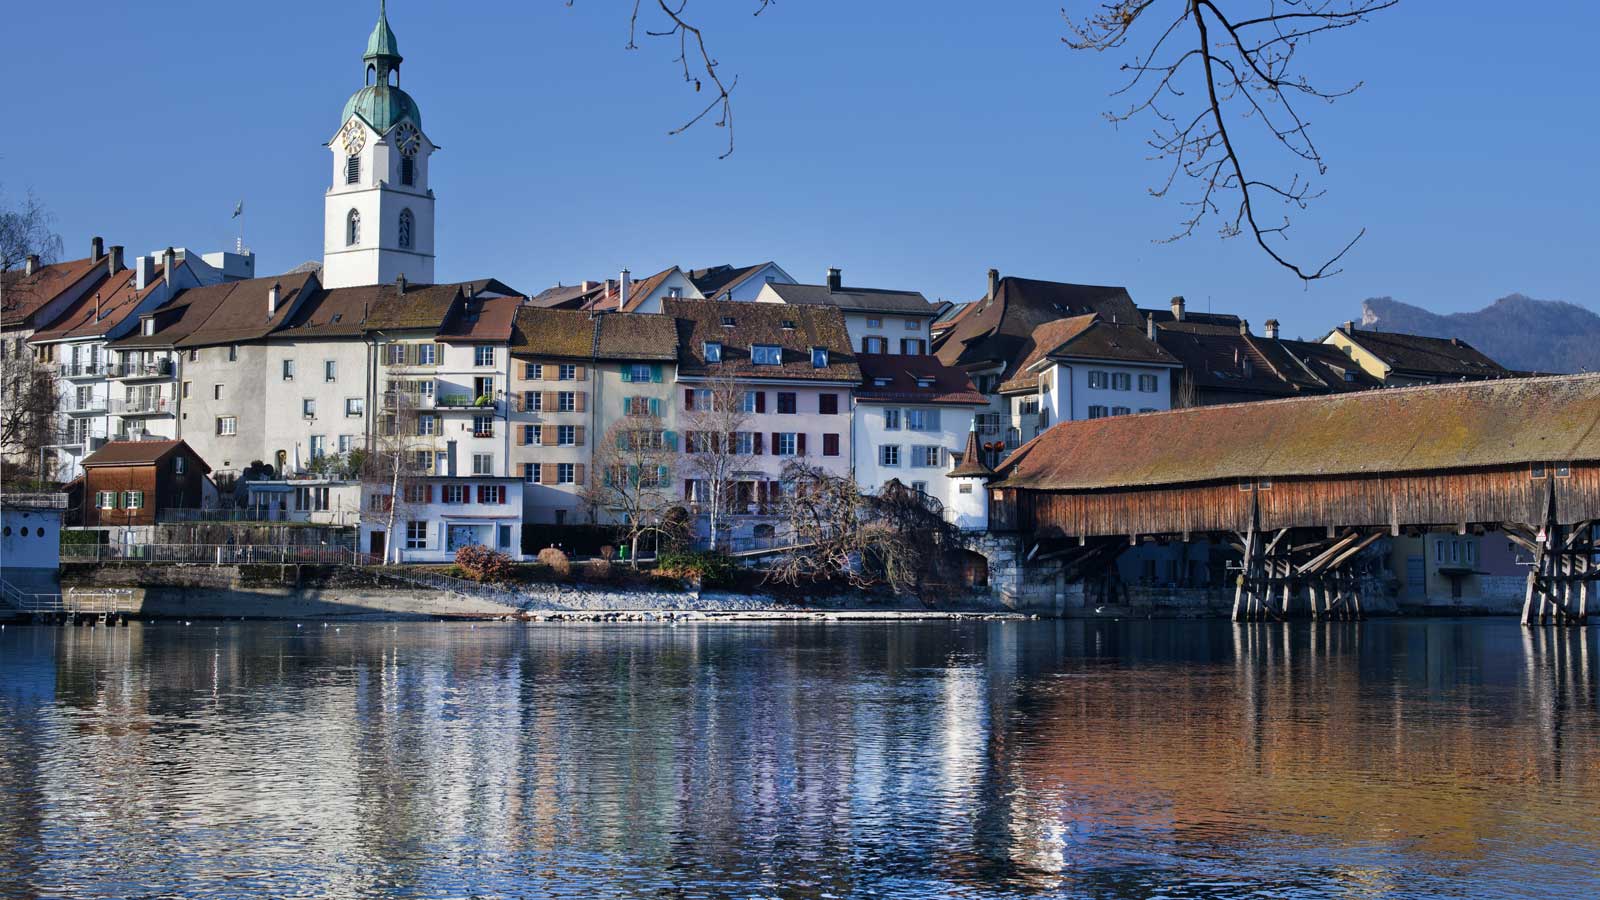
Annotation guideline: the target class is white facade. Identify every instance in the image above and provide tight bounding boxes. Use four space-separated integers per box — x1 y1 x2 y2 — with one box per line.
262 338 376 475
358 477 524 563
1005 359 1179 448
619 268 702 314
322 115 436 289
851 401 978 517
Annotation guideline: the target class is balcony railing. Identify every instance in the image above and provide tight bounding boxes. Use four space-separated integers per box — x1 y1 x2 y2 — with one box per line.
61 543 378 566
382 390 437 410
107 360 173 379
59 363 111 379
109 397 172 415
436 393 494 409
159 507 362 526
64 399 108 415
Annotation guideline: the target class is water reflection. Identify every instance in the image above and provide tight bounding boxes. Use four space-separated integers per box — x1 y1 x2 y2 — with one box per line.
1 619 1597 898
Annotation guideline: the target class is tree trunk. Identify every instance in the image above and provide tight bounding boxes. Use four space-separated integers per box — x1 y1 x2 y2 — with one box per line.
384 453 400 564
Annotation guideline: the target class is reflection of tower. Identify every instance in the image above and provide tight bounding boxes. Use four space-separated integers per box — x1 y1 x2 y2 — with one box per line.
323 1 436 288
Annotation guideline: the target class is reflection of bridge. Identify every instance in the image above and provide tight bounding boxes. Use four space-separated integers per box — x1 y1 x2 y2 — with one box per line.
989 375 1600 625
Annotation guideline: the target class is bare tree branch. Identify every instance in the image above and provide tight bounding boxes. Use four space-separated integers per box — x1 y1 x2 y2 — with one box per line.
1063 0 1396 280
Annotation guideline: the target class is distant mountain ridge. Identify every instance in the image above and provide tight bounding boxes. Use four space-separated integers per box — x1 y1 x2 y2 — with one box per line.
1359 294 1600 374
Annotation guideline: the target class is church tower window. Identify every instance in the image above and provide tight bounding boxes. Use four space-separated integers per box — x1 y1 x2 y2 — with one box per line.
398 209 413 249
400 156 415 186
345 154 361 185
346 210 361 246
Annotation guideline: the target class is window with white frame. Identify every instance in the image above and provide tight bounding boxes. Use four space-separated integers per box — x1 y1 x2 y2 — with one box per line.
472 414 493 437
733 432 754 454
406 521 427 549
1088 370 1108 389
558 391 576 412
1112 406 1131 416
97 491 117 509
741 391 758 413
628 363 652 382
302 399 316 418
282 359 296 381
866 317 882 328
1087 405 1108 419
1111 372 1132 391
558 425 576 446
325 360 337 382
339 435 355 453
703 342 722 363
346 398 364 417
474 346 495 367
557 463 575 484
906 408 940 431
558 364 576 380
217 416 237 436
1138 373 1159 392
914 445 942 467
473 453 493 475
884 408 901 430
752 344 782 366
309 435 326 459
417 414 436 436
879 445 901 467
122 491 145 509
443 484 466 504
776 433 798 456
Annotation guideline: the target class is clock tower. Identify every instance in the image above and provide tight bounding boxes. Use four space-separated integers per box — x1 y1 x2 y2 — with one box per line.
323 1 435 289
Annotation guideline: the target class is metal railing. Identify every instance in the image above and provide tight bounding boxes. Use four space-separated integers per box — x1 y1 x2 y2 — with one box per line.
109 397 172 415
159 507 362 526
61 543 379 566
59 363 112 379
107 360 173 379
0 492 69 509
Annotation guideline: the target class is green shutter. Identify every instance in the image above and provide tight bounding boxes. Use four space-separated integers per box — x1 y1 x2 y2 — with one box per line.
649 398 660 417
657 464 670 485
651 364 663 383
628 464 640 487
664 430 678 450
620 365 632 383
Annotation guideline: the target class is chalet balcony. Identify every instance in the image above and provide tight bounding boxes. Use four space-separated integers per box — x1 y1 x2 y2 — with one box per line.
107 360 173 380
109 397 173 416
58 362 111 379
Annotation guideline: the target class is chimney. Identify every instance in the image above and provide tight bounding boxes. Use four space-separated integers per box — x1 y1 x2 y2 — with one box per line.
108 245 125 275
1263 318 1279 339
161 247 175 287
91 236 104 259
1170 296 1186 322
1146 314 1156 341
135 256 154 291
987 268 1000 300
619 268 631 308
1341 320 1355 334
24 254 39 276
826 267 842 292
268 282 281 317
396 273 407 295
1238 318 1250 336
95 293 103 323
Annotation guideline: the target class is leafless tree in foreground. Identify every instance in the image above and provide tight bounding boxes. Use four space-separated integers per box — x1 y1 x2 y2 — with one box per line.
680 373 753 551
1063 0 1397 281
362 387 432 564
585 412 683 564
770 461 969 599
0 188 65 483
0 187 64 274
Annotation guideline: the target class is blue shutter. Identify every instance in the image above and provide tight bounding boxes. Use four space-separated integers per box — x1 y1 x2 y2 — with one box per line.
649 397 660 416
665 430 678 450
620 365 632 383
657 464 670 485
627 464 640 487
651 364 663 383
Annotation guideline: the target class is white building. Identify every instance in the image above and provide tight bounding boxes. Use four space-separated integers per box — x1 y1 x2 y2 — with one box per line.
757 267 939 356
321 3 435 289
852 354 987 520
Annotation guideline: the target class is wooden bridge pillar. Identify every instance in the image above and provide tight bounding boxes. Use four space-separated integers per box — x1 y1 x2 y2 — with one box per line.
1512 483 1594 627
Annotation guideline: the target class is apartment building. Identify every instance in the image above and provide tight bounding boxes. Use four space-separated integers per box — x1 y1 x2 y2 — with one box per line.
664 298 858 541
852 354 986 518
507 307 598 525
757 267 939 356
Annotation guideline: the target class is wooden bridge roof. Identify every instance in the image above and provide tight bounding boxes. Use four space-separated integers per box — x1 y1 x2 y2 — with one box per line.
994 374 1600 492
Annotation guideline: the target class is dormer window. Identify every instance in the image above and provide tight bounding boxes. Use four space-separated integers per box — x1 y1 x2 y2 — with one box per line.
811 348 829 368
667 287 683 299
141 318 154 336
752 344 782 366
721 316 737 328
873 377 892 387
781 319 795 330
916 376 934 388
703 341 722 363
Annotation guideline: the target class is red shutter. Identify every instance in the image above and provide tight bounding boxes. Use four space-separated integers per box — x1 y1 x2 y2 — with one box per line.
754 432 764 455
797 433 807 456
476 485 484 504
498 486 506 504
684 388 695 410
755 391 766 413
772 432 781 455
428 484 436 503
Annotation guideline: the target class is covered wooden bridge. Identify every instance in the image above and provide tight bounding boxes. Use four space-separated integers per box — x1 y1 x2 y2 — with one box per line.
988 375 1600 625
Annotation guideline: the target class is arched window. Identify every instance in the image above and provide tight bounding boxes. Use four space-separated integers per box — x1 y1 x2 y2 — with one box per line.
346 209 361 246
398 208 414 249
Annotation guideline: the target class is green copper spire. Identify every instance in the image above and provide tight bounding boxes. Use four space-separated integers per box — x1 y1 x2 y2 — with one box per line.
343 0 420 133
365 0 401 64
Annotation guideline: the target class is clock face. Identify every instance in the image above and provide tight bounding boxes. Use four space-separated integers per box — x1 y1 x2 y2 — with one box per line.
395 123 421 157
340 120 366 156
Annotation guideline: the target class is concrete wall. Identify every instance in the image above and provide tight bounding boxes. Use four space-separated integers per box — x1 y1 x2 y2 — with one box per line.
263 337 374 469
177 343 270 476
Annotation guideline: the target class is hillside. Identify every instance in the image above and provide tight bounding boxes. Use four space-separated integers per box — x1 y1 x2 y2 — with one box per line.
1359 294 1600 374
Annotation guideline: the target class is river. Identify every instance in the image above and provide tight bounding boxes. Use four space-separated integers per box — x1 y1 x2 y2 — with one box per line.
1 619 1597 899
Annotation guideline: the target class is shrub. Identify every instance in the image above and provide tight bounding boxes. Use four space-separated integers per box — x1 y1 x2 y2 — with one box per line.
536 547 572 578
656 551 737 588
600 544 615 561
587 557 613 581
455 545 515 583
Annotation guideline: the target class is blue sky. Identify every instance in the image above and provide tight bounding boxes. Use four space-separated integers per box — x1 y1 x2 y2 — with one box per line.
4 1 1596 337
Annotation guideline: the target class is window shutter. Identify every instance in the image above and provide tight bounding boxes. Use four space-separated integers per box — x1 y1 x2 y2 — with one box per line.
798 433 807 456
574 365 587 382
928 409 941 430
498 487 507 505
657 464 670 485
771 432 780 455
575 426 586 446
651 364 663 383
755 391 767 414
665 430 678 451
648 397 660 417
604 468 614 486
542 426 556 447
684 388 695 410
427 485 435 503
754 432 764 455
516 426 526 446
543 390 558 411
574 464 586 486
575 392 587 413
620 366 631 383
616 431 628 450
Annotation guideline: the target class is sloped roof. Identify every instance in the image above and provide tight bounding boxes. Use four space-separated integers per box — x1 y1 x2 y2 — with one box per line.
438 294 519 343
361 278 517 331
619 267 678 312
994 374 1600 491
1279 338 1384 393
857 353 986 405
1153 322 1306 398
934 276 1142 381
275 284 376 338
82 439 210 473
948 427 994 479
170 271 317 348
597 312 678 361
527 282 605 309
998 315 1180 393
1341 327 1509 379
687 262 773 298
765 282 936 316
665 298 859 382
1 255 104 328
28 264 170 342
510 307 598 359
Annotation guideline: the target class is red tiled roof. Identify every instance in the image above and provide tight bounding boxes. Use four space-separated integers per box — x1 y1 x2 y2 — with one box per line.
82 439 210 473
934 276 1142 381
856 354 986 405
29 264 172 342
439 294 519 343
1 255 105 328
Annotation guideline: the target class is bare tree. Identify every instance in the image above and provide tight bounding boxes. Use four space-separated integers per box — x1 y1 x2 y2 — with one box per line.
0 359 60 482
585 411 683 564
679 372 752 551
770 461 969 598
0 187 64 273
362 386 431 563
1063 0 1396 280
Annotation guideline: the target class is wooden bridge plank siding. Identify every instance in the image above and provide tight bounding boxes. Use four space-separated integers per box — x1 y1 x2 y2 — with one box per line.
998 464 1600 540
